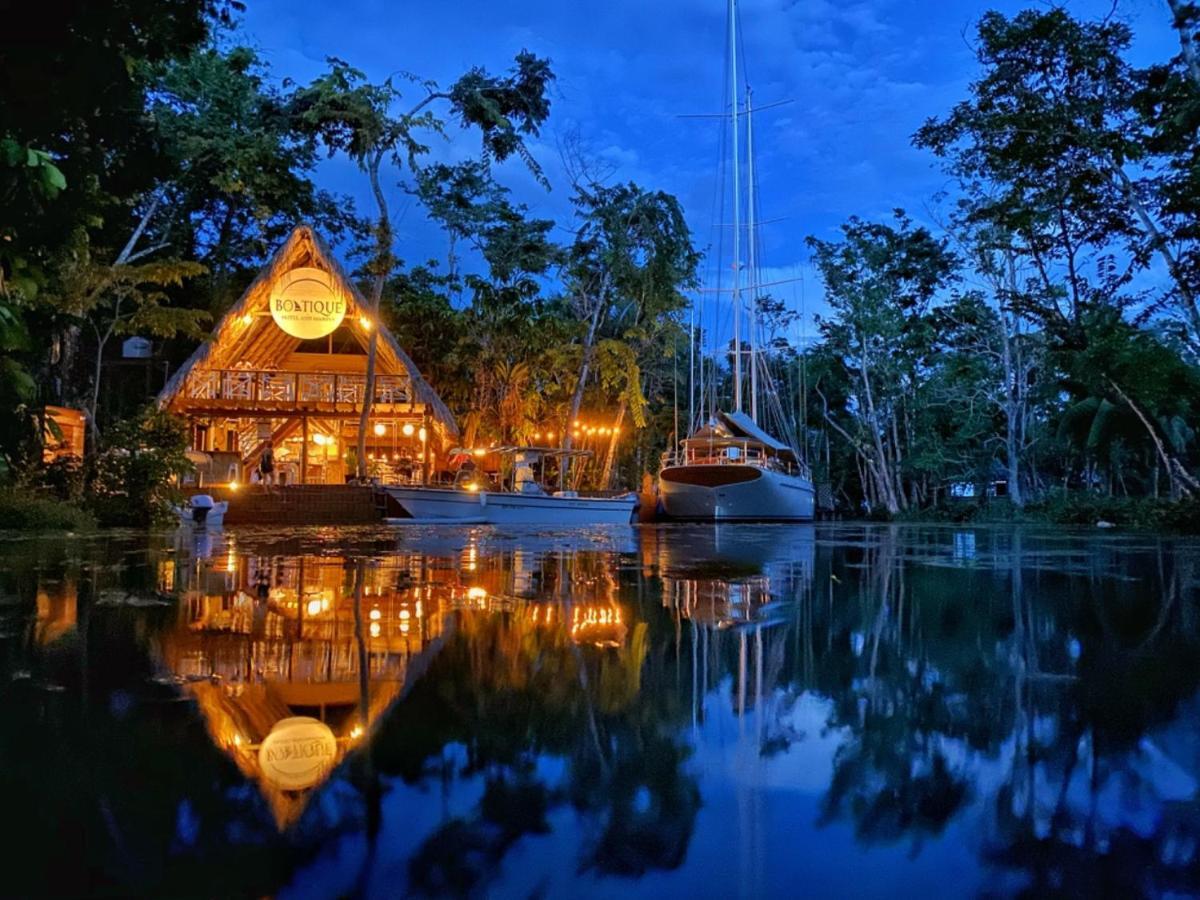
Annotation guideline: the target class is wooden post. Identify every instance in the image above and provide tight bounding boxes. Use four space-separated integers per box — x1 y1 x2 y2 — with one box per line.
301 416 309 485
422 410 430 485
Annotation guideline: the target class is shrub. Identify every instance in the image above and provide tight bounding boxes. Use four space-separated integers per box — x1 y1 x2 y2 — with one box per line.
0 488 96 531
87 408 193 527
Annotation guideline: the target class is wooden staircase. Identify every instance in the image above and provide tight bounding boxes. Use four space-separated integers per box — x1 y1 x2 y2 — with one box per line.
197 484 386 526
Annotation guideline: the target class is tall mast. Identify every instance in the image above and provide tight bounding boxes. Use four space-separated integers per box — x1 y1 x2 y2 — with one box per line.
730 0 742 413
688 306 695 431
746 84 758 423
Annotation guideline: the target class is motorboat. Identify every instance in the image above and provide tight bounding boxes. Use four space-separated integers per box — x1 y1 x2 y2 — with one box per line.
175 493 228 528
385 448 638 525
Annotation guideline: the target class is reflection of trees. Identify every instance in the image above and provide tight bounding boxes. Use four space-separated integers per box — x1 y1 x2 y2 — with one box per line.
758 526 1200 886
369 604 699 895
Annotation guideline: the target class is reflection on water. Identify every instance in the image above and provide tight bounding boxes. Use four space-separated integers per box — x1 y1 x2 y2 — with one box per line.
2 524 1200 897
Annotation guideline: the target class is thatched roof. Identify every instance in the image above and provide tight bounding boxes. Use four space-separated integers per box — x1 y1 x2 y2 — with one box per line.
158 225 457 435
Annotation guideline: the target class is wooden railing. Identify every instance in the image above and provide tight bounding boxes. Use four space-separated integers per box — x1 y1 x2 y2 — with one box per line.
185 369 412 407
660 444 812 480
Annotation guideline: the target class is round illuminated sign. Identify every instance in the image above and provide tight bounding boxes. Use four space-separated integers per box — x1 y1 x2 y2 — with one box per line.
270 267 346 340
258 716 338 790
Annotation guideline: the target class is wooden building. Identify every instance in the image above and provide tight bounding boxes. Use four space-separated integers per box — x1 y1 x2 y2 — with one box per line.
158 225 457 486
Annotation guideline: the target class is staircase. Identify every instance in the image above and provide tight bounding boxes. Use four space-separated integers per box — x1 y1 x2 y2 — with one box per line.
198 484 386 526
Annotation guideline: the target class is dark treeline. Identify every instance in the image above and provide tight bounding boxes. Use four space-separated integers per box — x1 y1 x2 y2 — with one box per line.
3 2 1200 524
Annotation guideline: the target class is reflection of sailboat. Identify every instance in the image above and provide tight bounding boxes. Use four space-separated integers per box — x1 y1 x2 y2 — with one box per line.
653 525 815 628
658 0 814 521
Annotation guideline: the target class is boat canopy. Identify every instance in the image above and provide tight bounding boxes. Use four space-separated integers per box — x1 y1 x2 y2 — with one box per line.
683 412 798 462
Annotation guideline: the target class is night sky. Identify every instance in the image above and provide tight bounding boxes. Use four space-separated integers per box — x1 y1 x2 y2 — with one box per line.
239 0 1181 329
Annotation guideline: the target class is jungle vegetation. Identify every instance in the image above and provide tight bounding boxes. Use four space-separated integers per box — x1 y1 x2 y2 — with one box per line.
3 2 1200 524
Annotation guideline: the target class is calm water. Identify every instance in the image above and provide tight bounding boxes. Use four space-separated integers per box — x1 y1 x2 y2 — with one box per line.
1 523 1199 898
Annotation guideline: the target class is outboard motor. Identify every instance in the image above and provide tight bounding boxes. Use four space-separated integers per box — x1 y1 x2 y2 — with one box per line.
190 493 215 525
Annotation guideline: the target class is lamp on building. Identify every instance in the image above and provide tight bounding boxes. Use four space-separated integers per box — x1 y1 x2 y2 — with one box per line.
402 422 415 437
418 427 427 443
373 422 386 437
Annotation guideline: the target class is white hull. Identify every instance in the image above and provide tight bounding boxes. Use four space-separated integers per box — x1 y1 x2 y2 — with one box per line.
175 501 228 528
659 465 814 521
385 486 637 525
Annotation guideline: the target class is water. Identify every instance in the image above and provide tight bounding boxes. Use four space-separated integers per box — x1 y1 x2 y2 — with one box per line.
2 523 1199 898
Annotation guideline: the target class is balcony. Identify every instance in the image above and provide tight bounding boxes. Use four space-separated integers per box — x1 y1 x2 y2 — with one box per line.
181 369 414 416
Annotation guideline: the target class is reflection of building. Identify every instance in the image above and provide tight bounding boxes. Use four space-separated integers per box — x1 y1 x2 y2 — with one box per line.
158 226 457 487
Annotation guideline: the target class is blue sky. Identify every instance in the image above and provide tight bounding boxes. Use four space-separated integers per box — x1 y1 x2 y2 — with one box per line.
238 0 1182 329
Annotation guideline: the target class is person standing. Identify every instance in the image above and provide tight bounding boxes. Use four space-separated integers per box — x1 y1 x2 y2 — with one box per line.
259 439 276 493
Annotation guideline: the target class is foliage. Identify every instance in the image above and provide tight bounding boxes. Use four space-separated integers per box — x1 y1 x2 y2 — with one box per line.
87 408 193 527
0 487 95 531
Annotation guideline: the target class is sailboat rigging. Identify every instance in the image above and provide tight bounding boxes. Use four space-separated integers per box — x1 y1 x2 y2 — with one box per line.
657 0 815 521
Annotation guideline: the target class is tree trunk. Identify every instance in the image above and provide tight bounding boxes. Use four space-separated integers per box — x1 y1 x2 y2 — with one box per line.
1106 376 1197 498
357 150 390 480
1167 0 1200 90
598 398 627 490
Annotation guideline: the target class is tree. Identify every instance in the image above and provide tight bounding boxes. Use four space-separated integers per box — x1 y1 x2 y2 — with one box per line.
46 235 207 440
562 183 699 475
807 212 957 514
290 51 554 477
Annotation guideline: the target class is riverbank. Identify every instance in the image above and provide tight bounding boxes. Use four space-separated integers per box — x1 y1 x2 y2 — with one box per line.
894 492 1200 533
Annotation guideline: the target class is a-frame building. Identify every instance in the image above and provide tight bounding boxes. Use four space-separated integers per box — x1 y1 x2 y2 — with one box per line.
159 225 457 486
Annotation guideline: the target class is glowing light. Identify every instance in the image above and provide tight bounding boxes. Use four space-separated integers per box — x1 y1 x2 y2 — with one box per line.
229 480 240 492
400 620 410 633
533 432 542 441
402 422 415 437
369 607 381 621
232 733 244 746
415 600 423 617
473 448 486 457
349 725 364 740
546 431 555 440
418 427 427 442
467 586 487 601
399 608 410 620
312 433 327 446
306 598 322 617
373 423 386 437
359 315 373 331
573 419 581 427
369 622 381 638
241 313 253 326
614 426 621 435
465 482 480 493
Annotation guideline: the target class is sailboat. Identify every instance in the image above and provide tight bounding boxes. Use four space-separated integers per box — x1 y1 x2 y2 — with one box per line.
658 0 815 521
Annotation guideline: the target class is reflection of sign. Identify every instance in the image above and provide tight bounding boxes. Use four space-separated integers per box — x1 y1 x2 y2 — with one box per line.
258 716 337 790
270 267 345 340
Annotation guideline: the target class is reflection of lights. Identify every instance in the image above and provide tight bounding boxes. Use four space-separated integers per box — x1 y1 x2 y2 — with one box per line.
400 620 410 633
373 422 386 437
569 604 625 646
369 607 381 621
415 600 423 617
225 550 237 574
418 427 427 442
369 622 381 638
402 423 415 437
467 586 487 601
399 609 410 620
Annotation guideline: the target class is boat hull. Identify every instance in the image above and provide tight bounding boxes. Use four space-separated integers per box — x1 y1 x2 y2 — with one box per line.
659 465 814 521
385 486 637 525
